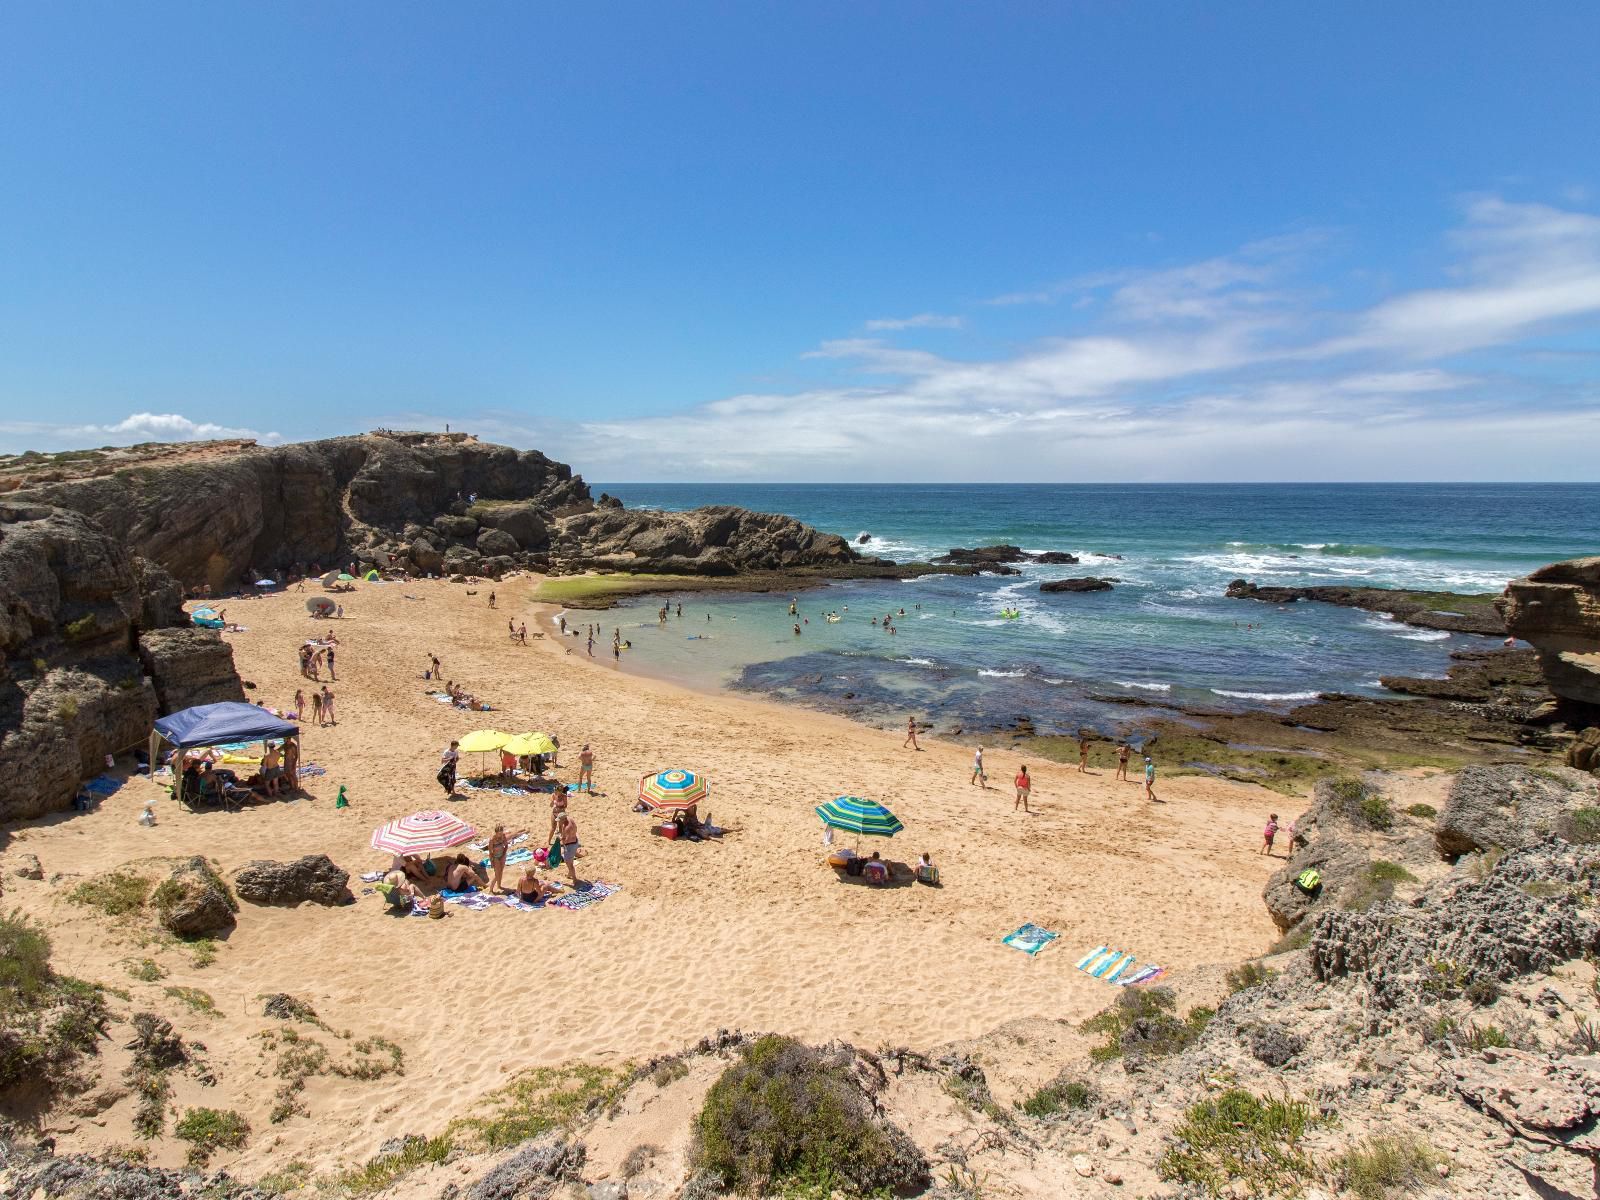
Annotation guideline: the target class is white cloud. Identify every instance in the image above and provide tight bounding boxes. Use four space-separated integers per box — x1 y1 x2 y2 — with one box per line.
0 412 282 453
549 198 1600 481
863 313 964 331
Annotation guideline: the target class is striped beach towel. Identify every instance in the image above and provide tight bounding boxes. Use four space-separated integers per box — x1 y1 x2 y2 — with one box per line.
549 881 619 911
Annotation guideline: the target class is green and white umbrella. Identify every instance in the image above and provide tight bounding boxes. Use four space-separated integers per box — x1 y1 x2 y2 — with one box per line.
815 796 903 839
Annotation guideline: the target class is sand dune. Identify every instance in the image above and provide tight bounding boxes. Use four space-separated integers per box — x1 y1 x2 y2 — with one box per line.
2 576 1282 1176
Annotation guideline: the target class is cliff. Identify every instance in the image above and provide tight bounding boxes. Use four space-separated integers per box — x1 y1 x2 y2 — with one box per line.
1500 557 1600 712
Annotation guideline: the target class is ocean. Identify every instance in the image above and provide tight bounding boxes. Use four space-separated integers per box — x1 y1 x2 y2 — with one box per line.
579 483 1600 737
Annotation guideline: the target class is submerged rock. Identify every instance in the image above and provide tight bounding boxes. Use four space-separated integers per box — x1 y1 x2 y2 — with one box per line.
1040 577 1114 593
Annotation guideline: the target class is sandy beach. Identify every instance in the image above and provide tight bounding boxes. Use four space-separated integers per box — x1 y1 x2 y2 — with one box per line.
2 575 1283 1176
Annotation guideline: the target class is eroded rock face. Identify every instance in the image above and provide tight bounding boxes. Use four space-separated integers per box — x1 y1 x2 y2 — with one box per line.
552 505 856 576
1435 765 1596 860
1500 557 1600 712
136 627 244 712
1262 835 1371 932
233 855 352 907
154 857 238 938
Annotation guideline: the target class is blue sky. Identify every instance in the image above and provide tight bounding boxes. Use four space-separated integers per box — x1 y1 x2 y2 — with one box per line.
1 3 1597 480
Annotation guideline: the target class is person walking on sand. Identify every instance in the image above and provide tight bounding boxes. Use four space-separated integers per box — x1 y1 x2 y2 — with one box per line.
903 716 921 751
486 823 526 893
438 740 460 795
1144 755 1159 803
488 591 496 608
1116 741 1131 782
1261 813 1279 855
578 744 595 791
1014 764 1032 813
310 688 323 725
586 633 594 657
1078 733 1090 773
518 622 527 645
971 746 986 788
554 810 581 887
320 686 335 725
294 689 306 720
430 653 441 679
547 784 570 844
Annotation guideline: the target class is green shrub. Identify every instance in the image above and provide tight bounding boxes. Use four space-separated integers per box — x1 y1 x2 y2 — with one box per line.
1464 978 1502 1007
163 986 217 1015
1343 860 1418 913
1465 1023 1510 1050
126 958 166 982
333 1136 453 1197
1081 987 1212 1064
1329 776 1392 830
63 614 98 641
56 699 79 721
0 914 108 1094
1226 961 1276 994
1337 1134 1446 1200
173 1107 249 1165
1268 925 1313 956
0 909 53 1008
690 1035 930 1197
1561 807 1600 845
69 872 152 917
1159 1089 1321 1197
1020 1075 1095 1118
449 1063 623 1151
651 1058 689 1087
254 1161 311 1194
1405 803 1437 819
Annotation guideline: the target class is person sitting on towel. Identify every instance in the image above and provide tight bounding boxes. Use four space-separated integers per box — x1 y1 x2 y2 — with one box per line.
514 865 554 904
393 854 430 884
444 854 486 892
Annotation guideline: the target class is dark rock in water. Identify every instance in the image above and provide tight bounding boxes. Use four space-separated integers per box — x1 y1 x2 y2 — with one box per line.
974 561 1021 576
555 504 856 576
1225 577 1503 635
233 855 353 907
1434 764 1595 861
1040 577 1114 593
470 1135 587 1200
932 545 1030 564
1032 551 1080 564
857 532 872 544
154 856 238 937
1499 556 1600 712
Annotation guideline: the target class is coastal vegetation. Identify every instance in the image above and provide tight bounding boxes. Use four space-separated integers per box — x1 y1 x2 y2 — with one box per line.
0 910 109 1096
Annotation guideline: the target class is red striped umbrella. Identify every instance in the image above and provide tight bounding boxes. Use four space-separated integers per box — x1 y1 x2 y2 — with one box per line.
371 810 477 856
639 769 709 813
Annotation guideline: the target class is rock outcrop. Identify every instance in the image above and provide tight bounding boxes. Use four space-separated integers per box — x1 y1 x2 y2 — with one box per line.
550 505 856 576
136 627 244 712
232 855 352 907
1225 578 1505 635
1500 557 1600 715
153 856 238 937
1434 764 1597 860
1040 576 1115 593
932 545 1080 566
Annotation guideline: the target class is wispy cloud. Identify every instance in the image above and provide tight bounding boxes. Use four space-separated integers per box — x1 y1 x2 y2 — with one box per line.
863 312 964 331
548 197 1600 481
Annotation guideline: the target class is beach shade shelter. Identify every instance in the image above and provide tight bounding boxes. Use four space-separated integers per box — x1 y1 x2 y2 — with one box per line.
639 768 709 813
254 578 277 589
457 728 512 776
191 606 224 629
815 796 904 844
149 701 300 807
363 569 380 582
306 596 336 617
502 732 557 758
320 570 340 588
371 810 476 857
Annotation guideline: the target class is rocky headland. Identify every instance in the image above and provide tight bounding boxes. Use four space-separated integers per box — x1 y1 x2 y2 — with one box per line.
1224 577 1505 635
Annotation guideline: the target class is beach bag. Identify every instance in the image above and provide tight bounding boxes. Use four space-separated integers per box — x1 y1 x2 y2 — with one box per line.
1294 868 1322 894
533 847 549 866
436 765 453 789
547 841 563 868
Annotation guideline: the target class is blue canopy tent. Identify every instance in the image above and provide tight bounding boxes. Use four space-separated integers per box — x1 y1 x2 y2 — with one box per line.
150 702 300 810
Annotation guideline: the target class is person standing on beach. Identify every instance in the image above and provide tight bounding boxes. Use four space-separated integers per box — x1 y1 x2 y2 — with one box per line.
555 810 581 887
903 716 920 751
326 645 336 681
439 740 460 795
320 686 335 725
676 603 682 618
430 653 441 679
310 688 323 725
1261 813 1279 855
1116 742 1131 781
578 744 595 790
1078 733 1090 773
488 591 496 608
586 633 594 656
1014 764 1032 813
612 641 621 662
294 689 306 720
486 823 525 893
971 746 986 788
283 736 299 790
547 784 569 844
1144 756 1158 802
518 622 528 645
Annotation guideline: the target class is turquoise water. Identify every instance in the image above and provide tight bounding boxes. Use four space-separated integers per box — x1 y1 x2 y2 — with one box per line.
572 484 1600 736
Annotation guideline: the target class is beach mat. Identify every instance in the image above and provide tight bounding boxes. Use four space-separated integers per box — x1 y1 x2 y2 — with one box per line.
1002 923 1059 956
549 881 619 911
1075 945 1163 985
83 774 124 797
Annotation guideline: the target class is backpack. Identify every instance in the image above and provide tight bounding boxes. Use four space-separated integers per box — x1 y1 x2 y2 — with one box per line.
1294 868 1322 893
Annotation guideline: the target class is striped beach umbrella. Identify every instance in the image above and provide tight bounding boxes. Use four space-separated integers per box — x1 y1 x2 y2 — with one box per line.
815 796 903 838
639 768 709 812
371 810 476 856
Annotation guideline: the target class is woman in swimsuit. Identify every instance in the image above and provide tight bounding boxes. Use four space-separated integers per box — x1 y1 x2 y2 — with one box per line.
514 864 552 904
486 824 527 893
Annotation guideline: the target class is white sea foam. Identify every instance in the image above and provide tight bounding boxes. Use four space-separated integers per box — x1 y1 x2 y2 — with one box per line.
1212 689 1320 702
1394 628 1451 642
898 657 935 666
1116 681 1172 692
978 669 1027 678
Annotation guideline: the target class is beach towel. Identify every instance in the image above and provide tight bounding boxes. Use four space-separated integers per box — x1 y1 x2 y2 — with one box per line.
1119 965 1165 987
83 775 124 797
548 881 619 911
1078 947 1120 975
1093 952 1133 980
1074 944 1109 970
296 763 328 778
359 871 385 883
1105 955 1137 983
1002 923 1059 956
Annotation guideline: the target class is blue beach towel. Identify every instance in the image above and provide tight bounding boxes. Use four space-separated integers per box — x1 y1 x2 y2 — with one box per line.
1105 955 1137 983
1074 944 1109 971
1079 948 1120 975
1119 965 1165 987
83 775 124 797
1093 952 1133 980
1002 923 1060 956
549 881 619 911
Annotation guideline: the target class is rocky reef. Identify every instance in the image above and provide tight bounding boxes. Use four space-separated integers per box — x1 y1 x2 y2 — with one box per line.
1225 577 1505 635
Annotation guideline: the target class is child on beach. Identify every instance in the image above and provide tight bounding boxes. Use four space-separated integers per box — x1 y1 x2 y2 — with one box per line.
1014 764 1032 813
1262 813 1279 855
1144 756 1158 803
971 746 986 788
310 690 323 725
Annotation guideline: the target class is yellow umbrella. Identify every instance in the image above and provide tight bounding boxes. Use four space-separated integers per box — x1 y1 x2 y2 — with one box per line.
502 732 556 757
457 729 512 753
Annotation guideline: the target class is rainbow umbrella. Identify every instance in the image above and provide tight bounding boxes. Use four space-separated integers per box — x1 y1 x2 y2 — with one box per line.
639 768 709 813
371 810 476 856
815 796 903 839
